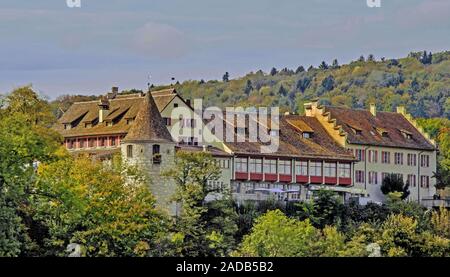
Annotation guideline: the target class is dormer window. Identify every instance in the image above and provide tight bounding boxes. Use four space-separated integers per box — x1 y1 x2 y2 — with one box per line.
349 126 362 135
400 129 413 139
302 132 312 139
85 123 92 128
64 124 71 130
376 127 389 137
106 121 113 127
126 118 134 125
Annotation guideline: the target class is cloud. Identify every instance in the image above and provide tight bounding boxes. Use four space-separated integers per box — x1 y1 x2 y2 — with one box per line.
130 22 190 59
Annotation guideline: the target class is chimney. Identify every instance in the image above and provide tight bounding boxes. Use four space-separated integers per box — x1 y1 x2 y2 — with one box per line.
108 86 119 99
98 99 109 123
369 103 376 116
396 105 406 115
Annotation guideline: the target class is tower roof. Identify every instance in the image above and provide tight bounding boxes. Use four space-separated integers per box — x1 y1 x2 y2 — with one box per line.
123 92 173 143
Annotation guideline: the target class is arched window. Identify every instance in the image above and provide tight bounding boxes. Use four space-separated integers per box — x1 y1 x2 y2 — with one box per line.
126 145 133 158
153 144 161 164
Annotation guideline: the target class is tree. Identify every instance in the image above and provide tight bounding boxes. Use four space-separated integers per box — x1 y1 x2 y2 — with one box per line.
163 151 237 257
237 210 319 257
0 87 61 257
331 59 339 69
33 155 167 257
270 67 278 76
381 173 410 200
222 72 230 82
278 85 288 97
244 80 253 95
296 190 343 229
295 66 305 74
319 61 328 70
367 54 375 62
358 55 365 62
321 75 335 91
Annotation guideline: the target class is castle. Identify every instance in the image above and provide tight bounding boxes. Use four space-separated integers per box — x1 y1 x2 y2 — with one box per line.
54 87 437 213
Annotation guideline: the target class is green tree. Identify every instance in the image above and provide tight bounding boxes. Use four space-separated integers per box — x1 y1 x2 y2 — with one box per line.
33 155 167 257
0 87 61 256
270 67 278 76
222 72 230 82
163 151 238 257
381 173 410 200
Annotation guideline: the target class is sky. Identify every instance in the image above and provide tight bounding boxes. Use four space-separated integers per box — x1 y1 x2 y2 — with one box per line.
0 0 449 99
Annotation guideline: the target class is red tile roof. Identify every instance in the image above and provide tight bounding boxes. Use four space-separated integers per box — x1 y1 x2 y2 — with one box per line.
323 106 435 150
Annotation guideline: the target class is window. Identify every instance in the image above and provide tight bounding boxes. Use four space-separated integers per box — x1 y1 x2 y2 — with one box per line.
99 137 106 147
243 183 255 194
249 158 262 173
368 150 378 163
127 145 133 158
295 161 308 176
88 138 95 148
110 137 117 146
79 139 86 148
355 149 365 161
64 124 71 130
394 152 403 165
174 103 179 108
218 159 229 169
420 175 430 188
381 151 391 164
310 161 322 176
407 153 417 166
264 159 277 174
339 163 351 178
355 170 365 183
278 160 291 175
152 144 161 164
381 172 389 182
67 139 74 149
324 162 336 177
106 122 113 127
407 174 416 187
420 155 429 167
368 171 378 185
302 132 312 139
163 117 171 126
235 158 248 172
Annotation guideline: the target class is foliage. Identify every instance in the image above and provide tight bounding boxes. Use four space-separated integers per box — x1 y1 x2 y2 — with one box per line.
296 190 343 229
33 155 167 257
163 151 238 257
381 173 410 200
0 86 62 256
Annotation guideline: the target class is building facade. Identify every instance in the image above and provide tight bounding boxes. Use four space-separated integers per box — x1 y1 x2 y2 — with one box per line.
304 100 437 204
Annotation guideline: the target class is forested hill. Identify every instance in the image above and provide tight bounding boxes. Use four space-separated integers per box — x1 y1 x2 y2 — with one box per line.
152 50 449 118
51 50 450 119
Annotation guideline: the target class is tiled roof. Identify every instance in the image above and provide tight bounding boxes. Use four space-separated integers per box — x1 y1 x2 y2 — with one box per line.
216 113 354 161
323 106 435 150
122 92 173 143
54 89 179 138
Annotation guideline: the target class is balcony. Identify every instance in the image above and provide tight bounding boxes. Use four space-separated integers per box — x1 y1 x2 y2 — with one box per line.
264 173 277 182
339 177 352 186
310 176 323 184
296 175 308 183
250 172 263 181
324 177 337 185
279 174 292 183
235 172 248 180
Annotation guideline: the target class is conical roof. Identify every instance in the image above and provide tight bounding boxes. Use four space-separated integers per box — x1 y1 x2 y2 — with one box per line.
123 92 173 143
